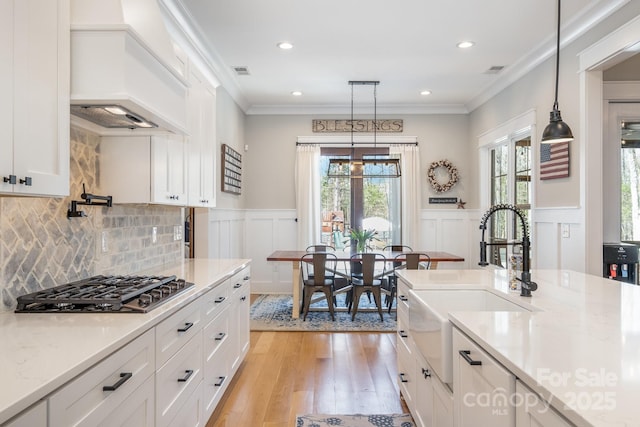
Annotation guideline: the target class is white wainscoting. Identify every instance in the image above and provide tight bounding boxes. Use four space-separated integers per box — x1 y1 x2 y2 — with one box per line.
195 207 586 294
531 207 585 272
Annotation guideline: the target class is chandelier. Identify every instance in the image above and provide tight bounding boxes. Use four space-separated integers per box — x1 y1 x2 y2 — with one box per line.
327 81 401 178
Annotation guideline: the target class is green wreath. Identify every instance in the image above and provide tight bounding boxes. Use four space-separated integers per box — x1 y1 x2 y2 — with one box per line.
428 159 459 193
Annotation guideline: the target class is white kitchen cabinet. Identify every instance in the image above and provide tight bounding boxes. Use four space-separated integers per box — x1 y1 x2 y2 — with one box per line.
168 381 205 427
2 400 46 427
515 381 573 427
398 278 454 427
156 332 203 427
100 135 187 206
202 305 231 418
156 299 203 367
229 271 251 372
186 65 216 208
49 329 155 427
452 327 516 427
0 0 69 197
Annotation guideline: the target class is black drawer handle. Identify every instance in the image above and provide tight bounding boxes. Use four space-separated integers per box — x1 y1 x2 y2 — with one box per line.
243 276 250 280
240 296 247 301
178 369 194 382
103 372 132 391
214 376 226 387
214 296 226 303
399 373 408 383
399 295 408 301
422 368 431 378
398 330 408 338
215 332 226 341
177 322 194 333
19 176 32 186
459 350 482 366
233 283 242 289
3 175 16 185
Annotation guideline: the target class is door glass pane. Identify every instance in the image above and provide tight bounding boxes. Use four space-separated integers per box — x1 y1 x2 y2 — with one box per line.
321 155 350 249
363 157 401 249
621 121 640 241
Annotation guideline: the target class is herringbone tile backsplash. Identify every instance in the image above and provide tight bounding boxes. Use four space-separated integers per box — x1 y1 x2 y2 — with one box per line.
0 127 184 311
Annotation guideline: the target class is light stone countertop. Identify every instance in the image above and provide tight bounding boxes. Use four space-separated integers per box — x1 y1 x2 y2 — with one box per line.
0 258 250 425
396 268 640 427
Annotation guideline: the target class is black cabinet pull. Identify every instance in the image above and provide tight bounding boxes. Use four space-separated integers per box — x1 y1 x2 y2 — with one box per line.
398 330 408 338
103 372 132 391
214 376 226 387
19 177 32 186
240 296 247 301
422 368 431 378
3 175 16 185
215 332 226 341
214 296 226 303
243 276 250 280
178 369 194 382
399 295 408 302
177 322 194 332
459 350 482 366
399 373 408 383
233 283 242 289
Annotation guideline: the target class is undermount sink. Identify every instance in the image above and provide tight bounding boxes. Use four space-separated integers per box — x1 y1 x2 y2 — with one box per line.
409 289 534 385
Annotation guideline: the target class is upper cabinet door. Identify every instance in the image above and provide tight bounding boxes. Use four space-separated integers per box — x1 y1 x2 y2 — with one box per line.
11 0 70 196
186 65 216 208
152 134 187 206
0 0 14 194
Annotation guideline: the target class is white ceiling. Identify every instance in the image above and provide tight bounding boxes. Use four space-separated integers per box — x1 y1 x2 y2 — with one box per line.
162 0 628 115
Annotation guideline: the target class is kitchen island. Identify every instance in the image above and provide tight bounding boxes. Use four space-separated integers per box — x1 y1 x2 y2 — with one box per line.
0 258 250 426
397 268 640 427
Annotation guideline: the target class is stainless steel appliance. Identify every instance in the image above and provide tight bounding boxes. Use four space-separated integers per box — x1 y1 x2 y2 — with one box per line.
15 275 194 313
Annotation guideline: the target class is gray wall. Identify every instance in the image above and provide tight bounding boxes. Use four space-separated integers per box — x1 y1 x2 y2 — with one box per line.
242 114 469 209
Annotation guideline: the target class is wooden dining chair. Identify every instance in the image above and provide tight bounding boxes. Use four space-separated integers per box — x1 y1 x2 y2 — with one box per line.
349 253 387 321
300 252 338 321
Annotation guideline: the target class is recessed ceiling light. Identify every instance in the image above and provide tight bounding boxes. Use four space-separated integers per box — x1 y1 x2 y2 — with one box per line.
277 41 294 50
457 41 475 49
291 91 303 96
420 90 432 96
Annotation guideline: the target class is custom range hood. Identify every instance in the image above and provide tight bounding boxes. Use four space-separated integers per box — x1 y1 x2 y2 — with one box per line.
70 0 188 134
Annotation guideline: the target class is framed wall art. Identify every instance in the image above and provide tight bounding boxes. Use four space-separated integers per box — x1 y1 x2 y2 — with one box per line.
221 144 242 194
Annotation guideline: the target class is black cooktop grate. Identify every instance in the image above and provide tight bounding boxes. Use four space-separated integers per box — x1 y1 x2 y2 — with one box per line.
15 275 194 313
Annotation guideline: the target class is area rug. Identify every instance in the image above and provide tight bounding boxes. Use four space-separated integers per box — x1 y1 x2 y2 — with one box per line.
296 413 414 427
250 294 397 332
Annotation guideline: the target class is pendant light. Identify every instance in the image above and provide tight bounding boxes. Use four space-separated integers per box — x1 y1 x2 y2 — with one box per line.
541 0 574 144
327 81 401 178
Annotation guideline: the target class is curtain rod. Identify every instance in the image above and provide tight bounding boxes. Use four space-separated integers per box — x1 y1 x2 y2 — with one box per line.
296 141 418 146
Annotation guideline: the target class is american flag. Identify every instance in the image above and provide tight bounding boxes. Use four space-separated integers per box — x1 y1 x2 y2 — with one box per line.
539 141 569 180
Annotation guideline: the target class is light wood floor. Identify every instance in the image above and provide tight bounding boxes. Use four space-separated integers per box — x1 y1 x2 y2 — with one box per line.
206 298 408 427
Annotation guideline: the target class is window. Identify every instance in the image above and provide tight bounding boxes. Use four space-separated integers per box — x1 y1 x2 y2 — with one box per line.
487 134 532 268
320 148 401 249
621 121 640 241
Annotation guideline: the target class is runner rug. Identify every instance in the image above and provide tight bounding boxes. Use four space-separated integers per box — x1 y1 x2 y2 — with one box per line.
250 294 397 332
296 413 415 427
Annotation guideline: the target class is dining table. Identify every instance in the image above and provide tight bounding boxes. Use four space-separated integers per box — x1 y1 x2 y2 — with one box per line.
266 249 465 319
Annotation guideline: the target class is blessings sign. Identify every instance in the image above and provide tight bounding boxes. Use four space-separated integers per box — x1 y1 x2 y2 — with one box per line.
312 119 403 133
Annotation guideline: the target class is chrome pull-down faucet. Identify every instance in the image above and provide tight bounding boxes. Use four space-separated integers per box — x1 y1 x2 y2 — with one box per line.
479 204 538 297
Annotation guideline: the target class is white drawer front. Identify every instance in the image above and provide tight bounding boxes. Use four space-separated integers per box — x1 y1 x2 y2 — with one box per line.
201 281 230 324
3 400 46 427
203 337 231 418
96 374 155 427
49 329 155 427
156 332 203 427
203 306 230 362
156 300 203 367
168 381 204 427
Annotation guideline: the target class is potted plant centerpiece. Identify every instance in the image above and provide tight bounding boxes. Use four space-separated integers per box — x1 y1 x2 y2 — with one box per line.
347 228 380 253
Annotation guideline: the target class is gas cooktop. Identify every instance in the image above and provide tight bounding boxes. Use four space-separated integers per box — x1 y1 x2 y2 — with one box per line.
15 275 194 313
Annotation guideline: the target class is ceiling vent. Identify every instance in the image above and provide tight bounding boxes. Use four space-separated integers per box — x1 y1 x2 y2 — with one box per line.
232 66 251 76
484 65 505 74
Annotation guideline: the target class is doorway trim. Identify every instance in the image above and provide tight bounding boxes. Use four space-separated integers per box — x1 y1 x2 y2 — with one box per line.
580 14 640 275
